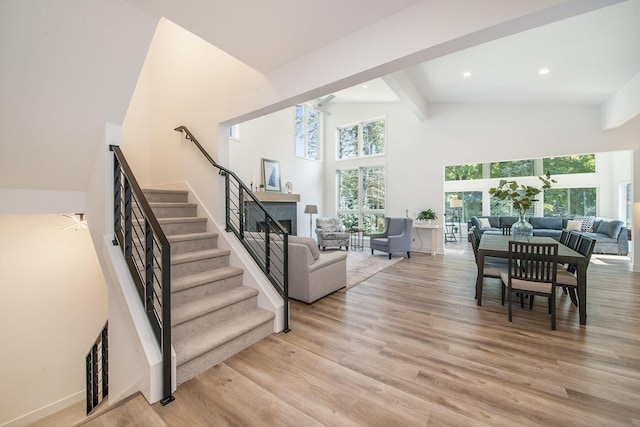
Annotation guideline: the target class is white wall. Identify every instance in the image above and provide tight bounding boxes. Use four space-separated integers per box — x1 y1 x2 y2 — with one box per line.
229 107 323 238
0 215 107 426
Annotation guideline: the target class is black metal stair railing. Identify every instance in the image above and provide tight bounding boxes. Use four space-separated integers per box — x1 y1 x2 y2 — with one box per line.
86 321 108 415
110 145 175 406
174 125 290 332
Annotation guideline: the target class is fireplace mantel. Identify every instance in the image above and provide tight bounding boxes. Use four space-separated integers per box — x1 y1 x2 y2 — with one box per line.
249 192 300 203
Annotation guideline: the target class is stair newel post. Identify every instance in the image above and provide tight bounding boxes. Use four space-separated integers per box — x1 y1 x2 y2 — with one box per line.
283 233 290 332
160 240 174 405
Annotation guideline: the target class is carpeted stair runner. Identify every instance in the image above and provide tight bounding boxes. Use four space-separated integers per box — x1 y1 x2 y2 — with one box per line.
145 188 274 386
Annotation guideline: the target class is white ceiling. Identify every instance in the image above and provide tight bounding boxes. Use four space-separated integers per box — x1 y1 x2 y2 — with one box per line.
124 0 423 74
331 0 640 106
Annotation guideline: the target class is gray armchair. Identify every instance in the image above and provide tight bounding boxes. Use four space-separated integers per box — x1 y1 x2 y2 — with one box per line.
370 217 413 259
315 217 350 251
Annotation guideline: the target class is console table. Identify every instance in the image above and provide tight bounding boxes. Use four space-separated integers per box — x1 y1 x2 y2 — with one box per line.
412 223 438 256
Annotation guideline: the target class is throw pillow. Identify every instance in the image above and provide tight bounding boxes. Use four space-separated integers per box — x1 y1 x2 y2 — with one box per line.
574 215 596 232
478 218 491 228
566 220 582 231
596 219 624 239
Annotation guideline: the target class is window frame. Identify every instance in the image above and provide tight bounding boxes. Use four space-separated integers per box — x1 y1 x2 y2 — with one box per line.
294 105 321 161
336 116 386 161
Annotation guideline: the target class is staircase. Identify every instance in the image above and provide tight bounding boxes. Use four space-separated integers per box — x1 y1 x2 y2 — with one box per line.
144 188 275 386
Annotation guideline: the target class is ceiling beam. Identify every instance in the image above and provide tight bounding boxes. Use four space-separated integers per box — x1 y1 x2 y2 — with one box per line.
383 71 428 121
601 70 640 130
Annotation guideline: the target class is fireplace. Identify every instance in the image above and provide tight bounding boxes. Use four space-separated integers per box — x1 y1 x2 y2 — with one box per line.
244 200 297 235
256 220 292 234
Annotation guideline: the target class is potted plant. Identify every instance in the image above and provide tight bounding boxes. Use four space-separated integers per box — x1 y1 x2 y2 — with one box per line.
488 173 556 237
417 209 437 225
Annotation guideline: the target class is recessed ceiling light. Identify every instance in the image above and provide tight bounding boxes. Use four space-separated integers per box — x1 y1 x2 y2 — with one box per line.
361 84 368 89
463 71 472 77
539 67 550 75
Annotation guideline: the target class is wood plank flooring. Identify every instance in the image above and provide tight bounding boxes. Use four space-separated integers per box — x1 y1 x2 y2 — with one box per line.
146 248 640 426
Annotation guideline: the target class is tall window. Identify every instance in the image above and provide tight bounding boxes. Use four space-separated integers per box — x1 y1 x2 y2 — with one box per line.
337 166 385 235
337 118 385 160
228 124 240 140
445 164 482 181
543 154 595 175
295 105 319 160
490 159 534 178
444 191 482 222
544 188 597 217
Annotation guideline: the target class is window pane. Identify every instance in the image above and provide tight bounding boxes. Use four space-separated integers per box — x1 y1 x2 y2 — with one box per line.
363 213 385 236
362 119 385 156
490 160 534 178
444 191 481 222
544 187 596 216
339 213 358 231
338 125 358 159
362 166 385 210
445 164 482 181
307 109 318 160
294 106 305 157
543 154 595 175
543 188 568 217
338 169 358 210
569 187 596 216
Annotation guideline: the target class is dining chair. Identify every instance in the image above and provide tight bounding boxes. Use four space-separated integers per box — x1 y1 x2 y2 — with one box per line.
557 236 596 306
470 230 507 300
566 231 582 251
500 240 559 330
501 225 512 235
559 229 570 246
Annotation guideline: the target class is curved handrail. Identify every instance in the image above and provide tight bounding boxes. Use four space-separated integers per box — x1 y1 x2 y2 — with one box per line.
174 126 290 332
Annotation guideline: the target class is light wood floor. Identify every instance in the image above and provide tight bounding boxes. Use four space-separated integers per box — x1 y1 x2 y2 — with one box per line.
44 245 636 426
143 247 640 426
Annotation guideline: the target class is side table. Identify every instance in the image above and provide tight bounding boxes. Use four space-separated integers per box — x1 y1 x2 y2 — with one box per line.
349 228 363 251
412 223 439 255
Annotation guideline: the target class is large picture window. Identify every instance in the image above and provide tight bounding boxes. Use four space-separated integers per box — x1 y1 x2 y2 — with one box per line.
294 105 319 160
337 118 385 160
544 187 597 217
337 166 385 235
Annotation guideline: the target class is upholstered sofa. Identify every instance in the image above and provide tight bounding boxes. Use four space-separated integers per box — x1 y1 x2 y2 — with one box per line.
245 234 347 303
469 215 628 255
287 235 347 302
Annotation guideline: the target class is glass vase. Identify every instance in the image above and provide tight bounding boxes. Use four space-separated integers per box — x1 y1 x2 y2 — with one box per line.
511 214 533 238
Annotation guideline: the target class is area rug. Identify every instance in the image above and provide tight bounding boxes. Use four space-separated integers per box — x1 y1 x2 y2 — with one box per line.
343 250 403 291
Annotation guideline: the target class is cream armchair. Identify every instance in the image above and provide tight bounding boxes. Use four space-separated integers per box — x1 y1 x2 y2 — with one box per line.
315 217 350 251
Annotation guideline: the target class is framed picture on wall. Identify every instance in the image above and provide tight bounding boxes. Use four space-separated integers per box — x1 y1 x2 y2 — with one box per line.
262 158 281 192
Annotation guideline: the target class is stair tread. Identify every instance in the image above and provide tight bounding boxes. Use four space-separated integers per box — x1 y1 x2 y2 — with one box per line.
172 286 259 326
168 231 219 243
174 309 274 365
158 216 207 223
149 202 197 207
172 266 244 293
171 248 230 264
143 188 188 195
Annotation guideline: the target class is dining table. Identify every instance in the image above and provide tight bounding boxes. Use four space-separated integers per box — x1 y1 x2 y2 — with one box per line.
476 234 588 325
